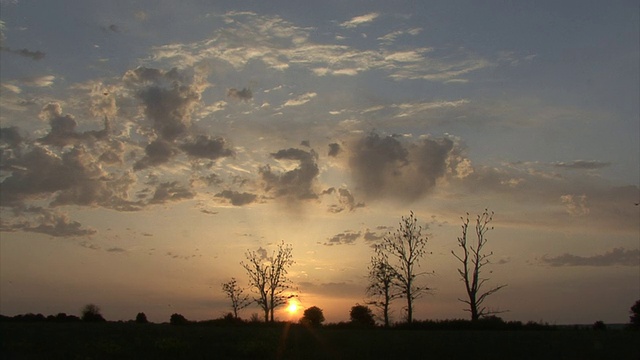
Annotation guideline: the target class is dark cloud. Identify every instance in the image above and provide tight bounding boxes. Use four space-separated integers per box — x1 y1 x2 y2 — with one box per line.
324 230 360 246
179 135 234 160
0 145 138 210
553 160 611 170
0 126 24 170
0 208 97 237
363 228 386 243
0 46 46 60
37 103 109 147
328 143 341 157
134 140 178 170
124 67 204 141
541 248 639 267
227 87 252 101
149 181 195 204
0 127 23 148
106 247 126 253
215 190 258 206
348 133 454 200
260 148 319 200
300 140 310 147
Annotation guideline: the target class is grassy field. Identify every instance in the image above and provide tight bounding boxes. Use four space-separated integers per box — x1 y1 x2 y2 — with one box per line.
2 321 639 359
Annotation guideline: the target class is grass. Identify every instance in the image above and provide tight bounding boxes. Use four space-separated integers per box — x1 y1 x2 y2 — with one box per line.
2 321 639 359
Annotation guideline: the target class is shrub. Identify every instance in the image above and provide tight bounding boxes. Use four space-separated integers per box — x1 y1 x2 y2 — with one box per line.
350 304 375 327
170 313 188 325
301 306 325 327
81 304 106 322
135 312 149 324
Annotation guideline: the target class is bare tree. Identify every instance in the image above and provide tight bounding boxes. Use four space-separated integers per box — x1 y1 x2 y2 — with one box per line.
379 211 429 323
366 246 401 327
452 209 507 321
221 277 250 319
241 241 295 322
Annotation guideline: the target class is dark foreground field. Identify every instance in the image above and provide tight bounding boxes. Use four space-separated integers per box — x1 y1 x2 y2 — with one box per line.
2 322 639 360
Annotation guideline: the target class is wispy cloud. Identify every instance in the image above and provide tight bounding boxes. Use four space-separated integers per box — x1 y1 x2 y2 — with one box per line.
339 12 380 28
553 160 611 170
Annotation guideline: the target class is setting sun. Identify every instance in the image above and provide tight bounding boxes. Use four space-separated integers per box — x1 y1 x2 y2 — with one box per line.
286 301 299 315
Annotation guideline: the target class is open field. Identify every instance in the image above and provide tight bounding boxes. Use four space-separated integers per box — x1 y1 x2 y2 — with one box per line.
2 322 638 360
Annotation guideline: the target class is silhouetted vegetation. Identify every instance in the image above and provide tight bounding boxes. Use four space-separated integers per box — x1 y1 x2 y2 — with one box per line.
630 299 640 330
135 312 148 324
301 306 325 327
2 317 638 360
169 313 188 325
242 241 295 322
375 211 430 323
452 209 507 321
222 277 251 319
350 304 375 328
593 320 606 331
81 304 106 322
366 245 401 327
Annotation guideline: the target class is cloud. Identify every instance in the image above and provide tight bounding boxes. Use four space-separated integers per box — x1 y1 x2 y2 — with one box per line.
179 135 234 160
215 190 258 206
328 143 341 157
0 208 96 237
324 187 364 213
134 140 178 170
560 194 589 216
541 248 640 267
393 99 470 118
0 46 45 60
324 230 360 246
553 160 611 170
21 75 55 87
340 12 380 28
124 66 207 141
148 181 195 204
37 103 109 147
259 148 319 201
347 133 455 201
298 281 363 298
227 87 253 101
282 92 316 107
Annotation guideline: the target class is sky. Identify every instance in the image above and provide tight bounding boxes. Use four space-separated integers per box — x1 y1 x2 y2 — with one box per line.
0 0 638 325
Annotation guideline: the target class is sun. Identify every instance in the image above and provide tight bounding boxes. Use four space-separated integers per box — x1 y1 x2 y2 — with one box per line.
286 301 299 314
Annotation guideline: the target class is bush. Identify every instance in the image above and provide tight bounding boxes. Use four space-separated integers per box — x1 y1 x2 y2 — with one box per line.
170 313 189 325
81 304 106 322
135 312 149 324
630 299 640 330
350 304 375 327
301 306 325 327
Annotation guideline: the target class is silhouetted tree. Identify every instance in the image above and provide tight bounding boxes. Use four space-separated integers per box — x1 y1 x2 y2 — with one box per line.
366 247 401 327
350 304 375 327
81 304 106 322
593 320 606 331
222 277 251 319
242 241 295 322
135 312 148 324
630 299 640 329
301 306 324 327
170 313 188 325
378 211 430 323
452 209 507 321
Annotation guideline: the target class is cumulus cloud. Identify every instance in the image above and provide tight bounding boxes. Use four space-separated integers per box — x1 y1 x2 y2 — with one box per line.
133 140 178 170
215 190 258 206
124 66 206 141
328 143 341 157
347 133 455 200
260 148 319 200
541 248 639 267
340 12 380 28
179 135 234 160
37 103 109 147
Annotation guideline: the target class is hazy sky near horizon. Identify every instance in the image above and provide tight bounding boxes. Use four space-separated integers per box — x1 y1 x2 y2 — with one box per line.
1 0 638 324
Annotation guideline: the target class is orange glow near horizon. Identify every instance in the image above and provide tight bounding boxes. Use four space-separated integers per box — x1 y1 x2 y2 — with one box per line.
286 300 299 315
